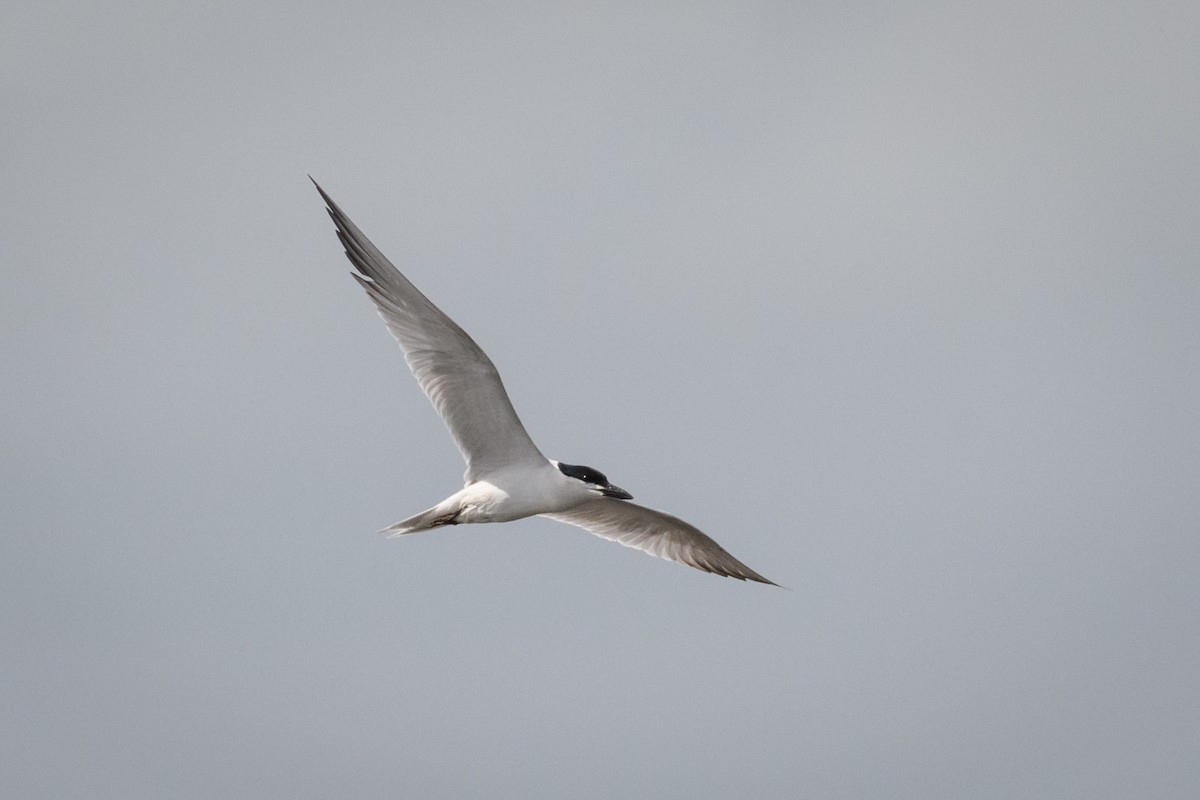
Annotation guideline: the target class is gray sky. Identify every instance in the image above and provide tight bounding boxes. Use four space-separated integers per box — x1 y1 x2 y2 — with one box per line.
3 1 1198 797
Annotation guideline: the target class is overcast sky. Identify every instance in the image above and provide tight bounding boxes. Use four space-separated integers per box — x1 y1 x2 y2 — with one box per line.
3 2 1198 798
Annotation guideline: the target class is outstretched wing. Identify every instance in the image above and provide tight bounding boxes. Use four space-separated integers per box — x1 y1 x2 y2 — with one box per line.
543 498 778 585
314 180 546 482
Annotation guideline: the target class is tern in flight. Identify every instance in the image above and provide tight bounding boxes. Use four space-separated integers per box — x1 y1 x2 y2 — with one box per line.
314 180 776 585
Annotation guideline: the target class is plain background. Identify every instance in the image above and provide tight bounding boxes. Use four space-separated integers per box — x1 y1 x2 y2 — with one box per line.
3 2 1198 798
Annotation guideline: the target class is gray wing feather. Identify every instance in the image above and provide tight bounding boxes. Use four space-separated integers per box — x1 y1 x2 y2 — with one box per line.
313 180 546 482
544 499 778 585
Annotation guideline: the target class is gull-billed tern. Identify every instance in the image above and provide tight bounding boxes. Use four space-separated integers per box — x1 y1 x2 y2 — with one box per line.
315 180 776 585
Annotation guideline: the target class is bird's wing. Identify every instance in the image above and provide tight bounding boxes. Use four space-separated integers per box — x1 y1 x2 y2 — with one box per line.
314 180 546 482
543 498 777 585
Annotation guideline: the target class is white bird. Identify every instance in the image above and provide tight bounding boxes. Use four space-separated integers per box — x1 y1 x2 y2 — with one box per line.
314 179 776 585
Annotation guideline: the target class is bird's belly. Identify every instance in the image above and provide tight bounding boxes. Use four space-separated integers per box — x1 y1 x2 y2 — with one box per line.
455 477 580 523
454 481 540 524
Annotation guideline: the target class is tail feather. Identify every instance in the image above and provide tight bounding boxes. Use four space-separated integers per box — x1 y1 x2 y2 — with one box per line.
379 506 447 538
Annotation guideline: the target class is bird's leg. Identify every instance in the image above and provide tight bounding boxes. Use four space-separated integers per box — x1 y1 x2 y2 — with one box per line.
431 509 461 527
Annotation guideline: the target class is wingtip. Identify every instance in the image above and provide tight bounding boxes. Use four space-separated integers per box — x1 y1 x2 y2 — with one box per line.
733 570 784 588
310 175 334 206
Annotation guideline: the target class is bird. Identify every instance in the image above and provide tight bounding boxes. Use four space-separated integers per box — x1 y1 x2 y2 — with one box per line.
313 179 776 585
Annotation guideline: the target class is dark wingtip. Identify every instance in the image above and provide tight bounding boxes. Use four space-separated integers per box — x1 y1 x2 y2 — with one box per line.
734 569 785 588
310 176 336 208
751 573 787 589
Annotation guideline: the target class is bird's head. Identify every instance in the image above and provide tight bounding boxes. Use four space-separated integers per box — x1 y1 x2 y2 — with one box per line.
554 461 633 500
